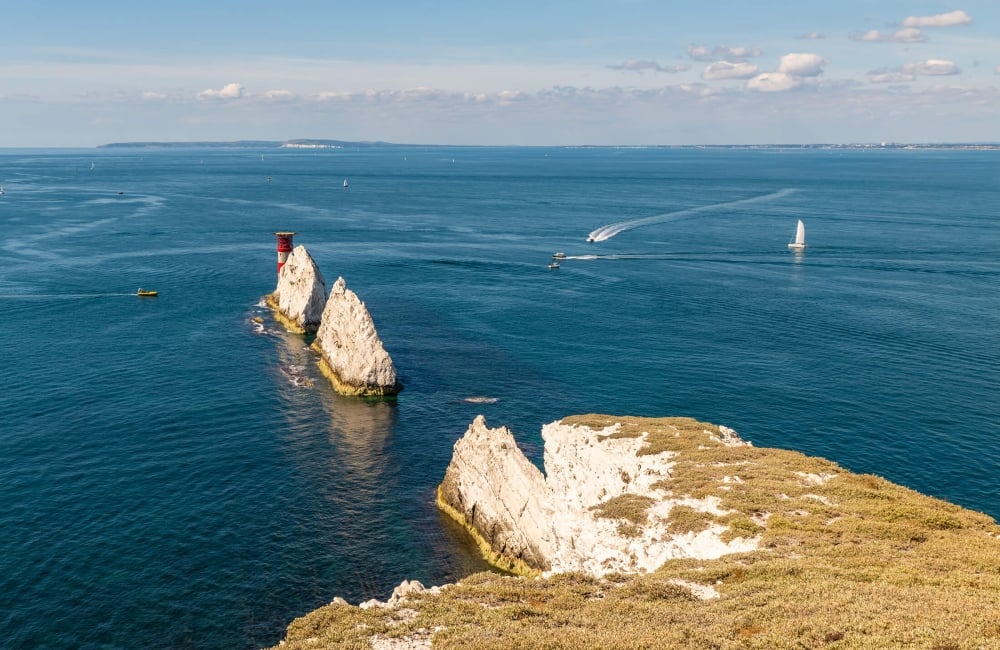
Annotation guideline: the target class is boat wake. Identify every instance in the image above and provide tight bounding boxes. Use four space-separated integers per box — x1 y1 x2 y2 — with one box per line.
586 188 797 242
0 292 147 300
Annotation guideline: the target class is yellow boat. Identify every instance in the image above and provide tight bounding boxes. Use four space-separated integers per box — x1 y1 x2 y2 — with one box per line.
137 288 158 297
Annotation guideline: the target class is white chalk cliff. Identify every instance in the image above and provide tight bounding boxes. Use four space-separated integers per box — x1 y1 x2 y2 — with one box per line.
267 245 327 334
439 415 759 577
311 277 401 397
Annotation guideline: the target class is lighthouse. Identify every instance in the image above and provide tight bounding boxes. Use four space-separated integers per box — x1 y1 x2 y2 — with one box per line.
274 231 296 275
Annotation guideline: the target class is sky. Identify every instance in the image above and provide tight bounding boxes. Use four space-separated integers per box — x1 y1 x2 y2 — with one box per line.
2 1 999 146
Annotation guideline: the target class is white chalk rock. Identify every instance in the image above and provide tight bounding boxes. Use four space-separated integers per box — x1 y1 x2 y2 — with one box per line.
312 276 401 397
439 416 759 577
440 416 553 571
268 245 327 334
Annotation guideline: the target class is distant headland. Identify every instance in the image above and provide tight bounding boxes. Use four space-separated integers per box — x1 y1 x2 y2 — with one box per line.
97 140 1000 150
97 139 395 149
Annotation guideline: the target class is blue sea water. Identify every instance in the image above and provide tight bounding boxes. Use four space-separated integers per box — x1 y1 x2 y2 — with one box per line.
0 146 997 649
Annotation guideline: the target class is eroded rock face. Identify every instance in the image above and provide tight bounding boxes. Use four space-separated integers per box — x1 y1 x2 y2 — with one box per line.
312 276 401 397
439 416 552 573
266 245 327 334
438 416 759 577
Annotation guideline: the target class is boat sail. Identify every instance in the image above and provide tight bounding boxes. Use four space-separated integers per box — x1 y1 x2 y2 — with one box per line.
788 219 807 251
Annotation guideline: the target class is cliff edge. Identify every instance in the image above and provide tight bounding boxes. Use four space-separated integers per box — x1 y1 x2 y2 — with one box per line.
311 277 401 397
439 415 758 576
265 245 327 334
270 414 1000 649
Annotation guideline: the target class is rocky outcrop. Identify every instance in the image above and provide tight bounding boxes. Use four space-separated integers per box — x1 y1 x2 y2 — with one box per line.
438 415 759 577
438 417 552 574
311 277 401 397
266 245 327 334
273 413 1000 649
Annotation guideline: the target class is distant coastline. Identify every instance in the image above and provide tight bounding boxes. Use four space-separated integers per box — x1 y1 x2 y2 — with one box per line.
96 138 394 149
96 139 1000 150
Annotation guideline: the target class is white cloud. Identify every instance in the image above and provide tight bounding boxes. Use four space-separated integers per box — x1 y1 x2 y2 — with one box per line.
904 59 961 76
743 52 827 92
996 65 1000 74
777 53 828 77
608 60 690 73
496 89 530 103
869 59 960 84
702 61 759 80
198 82 244 99
687 44 762 62
799 31 825 40
142 91 168 101
869 70 916 84
747 72 798 92
902 10 972 28
852 27 926 43
261 89 295 101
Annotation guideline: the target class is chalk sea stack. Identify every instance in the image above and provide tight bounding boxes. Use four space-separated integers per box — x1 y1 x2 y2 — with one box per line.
266 245 327 334
311 276 401 397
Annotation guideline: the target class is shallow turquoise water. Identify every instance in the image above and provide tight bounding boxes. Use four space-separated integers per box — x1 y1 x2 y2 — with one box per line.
1 146 997 648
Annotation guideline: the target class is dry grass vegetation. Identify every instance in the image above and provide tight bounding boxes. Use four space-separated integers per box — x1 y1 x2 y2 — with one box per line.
270 415 1000 649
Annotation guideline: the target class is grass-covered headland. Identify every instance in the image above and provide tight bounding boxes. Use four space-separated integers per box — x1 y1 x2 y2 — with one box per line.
269 416 1000 649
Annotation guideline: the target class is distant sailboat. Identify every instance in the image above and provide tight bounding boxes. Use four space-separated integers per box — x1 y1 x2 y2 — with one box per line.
0 184 4 195
343 178 349 188
90 161 95 171
788 219 807 251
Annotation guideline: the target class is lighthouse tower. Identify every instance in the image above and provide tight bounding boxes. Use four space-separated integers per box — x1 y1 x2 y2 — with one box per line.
274 232 296 275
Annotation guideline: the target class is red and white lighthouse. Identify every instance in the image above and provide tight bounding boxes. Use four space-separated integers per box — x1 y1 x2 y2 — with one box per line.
274 231 296 275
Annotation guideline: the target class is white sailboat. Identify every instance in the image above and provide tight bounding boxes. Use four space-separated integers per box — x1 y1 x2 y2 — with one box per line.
788 219 807 251
343 178 349 188
0 184 4 195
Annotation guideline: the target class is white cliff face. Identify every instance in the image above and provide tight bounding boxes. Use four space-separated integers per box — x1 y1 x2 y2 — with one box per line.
439 416 760 578
312 276 401 397
268 245 327 334
439 416 553 571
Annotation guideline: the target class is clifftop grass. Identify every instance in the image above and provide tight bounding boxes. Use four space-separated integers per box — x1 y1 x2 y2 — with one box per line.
269 415 1000 649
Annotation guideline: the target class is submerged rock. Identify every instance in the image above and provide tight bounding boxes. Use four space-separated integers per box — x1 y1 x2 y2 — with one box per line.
266 245 327 334
439 415 759 576
311 276 401 397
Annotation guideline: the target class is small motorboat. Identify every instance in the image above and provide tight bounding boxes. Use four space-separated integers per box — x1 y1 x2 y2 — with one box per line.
552 252 566 259
137 288 158 297
548 261 560 270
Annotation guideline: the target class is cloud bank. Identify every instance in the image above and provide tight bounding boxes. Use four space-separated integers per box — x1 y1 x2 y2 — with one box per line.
702 61 758 80
869 59 961 83
852 27 927 43
687 44 762 62
608 60 690 73
902 10 972 28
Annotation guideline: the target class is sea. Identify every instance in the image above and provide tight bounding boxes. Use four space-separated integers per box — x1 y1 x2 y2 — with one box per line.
1 145 997 649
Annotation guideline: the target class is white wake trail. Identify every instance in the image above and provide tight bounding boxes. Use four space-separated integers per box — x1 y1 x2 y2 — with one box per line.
586 188 797 242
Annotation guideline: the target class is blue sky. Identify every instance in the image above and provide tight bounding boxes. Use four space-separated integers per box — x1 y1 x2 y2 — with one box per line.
2 1 999 146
